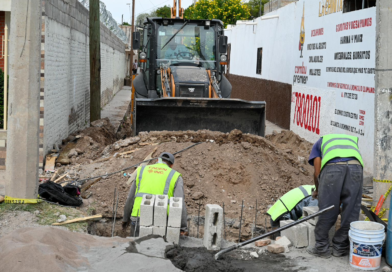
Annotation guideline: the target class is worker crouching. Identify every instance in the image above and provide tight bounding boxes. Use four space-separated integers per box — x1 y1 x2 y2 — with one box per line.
122 152 188 237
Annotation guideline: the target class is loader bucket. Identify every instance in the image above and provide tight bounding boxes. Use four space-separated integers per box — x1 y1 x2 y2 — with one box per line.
133 98 266 136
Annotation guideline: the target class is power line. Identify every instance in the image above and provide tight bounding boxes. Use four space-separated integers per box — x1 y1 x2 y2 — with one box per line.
137 0 170 15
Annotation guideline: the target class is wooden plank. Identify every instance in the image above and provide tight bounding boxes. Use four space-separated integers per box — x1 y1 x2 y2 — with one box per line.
80 177 102 194
126 147 158 185
52 214 102 226
44 155 57 172
54 174 67 184
139 142 159 146
50 170 59 182
119 149 140 156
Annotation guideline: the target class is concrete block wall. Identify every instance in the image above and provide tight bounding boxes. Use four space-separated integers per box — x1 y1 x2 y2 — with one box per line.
41 0 127 155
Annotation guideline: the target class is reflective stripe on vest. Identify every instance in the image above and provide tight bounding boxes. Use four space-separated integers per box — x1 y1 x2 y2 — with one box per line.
321 134 364 170
131 163 181 217
267 185 315 221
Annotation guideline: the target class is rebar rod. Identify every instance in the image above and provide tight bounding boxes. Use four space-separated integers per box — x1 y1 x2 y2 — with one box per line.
239 200 244 242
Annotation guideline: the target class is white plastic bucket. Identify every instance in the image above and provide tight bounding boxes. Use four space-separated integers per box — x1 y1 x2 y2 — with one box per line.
349 221 385 270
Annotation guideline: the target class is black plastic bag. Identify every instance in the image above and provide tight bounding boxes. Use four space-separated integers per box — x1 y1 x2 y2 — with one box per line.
39 181 83 207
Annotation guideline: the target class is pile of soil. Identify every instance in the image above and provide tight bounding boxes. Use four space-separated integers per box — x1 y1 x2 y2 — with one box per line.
54 128 315 241
165 245 304 272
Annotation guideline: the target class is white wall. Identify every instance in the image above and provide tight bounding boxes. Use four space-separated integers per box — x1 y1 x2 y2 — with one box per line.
43 0 127 154
0 0 11 11
226 0 376 174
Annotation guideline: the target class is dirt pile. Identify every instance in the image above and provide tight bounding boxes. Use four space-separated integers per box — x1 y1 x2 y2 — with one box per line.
54 129 315 241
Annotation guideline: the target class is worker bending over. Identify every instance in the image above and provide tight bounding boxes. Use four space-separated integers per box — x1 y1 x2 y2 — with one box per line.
122 152 188 236
267 185 317 227
307 134 363 258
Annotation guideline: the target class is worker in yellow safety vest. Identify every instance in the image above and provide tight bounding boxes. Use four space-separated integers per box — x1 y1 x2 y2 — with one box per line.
307 134 363 259
267 185 317 227
122 152 188 237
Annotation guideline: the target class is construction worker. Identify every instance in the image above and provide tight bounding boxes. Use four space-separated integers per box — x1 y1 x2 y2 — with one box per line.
307 134 363 258
122 152 188 237
267 185 317 227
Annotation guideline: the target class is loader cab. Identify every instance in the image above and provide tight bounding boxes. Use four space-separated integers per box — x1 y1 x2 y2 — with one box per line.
137 18 227 96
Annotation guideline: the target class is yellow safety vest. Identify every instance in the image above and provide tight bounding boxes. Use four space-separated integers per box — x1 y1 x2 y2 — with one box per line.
267 185 315 221
131 163 181 217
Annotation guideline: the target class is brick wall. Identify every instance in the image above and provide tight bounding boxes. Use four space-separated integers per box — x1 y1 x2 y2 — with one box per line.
0 11 5 71
42 0 127 155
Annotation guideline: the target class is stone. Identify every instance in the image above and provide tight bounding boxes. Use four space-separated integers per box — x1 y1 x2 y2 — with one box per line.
166 227 180 245
303 206 319 226
139 226 153 237
192 192 204 200
168 197 183 228
250 252 259 258
54 212 60 216
33 210 40 215
231 200 236 204
275 236 291 247
140 194 155 226
154 195 168 227
255 239 271 247
203 204 223 250
280 220 308 248
241 142 252 150
68 149 78 158
381 266 392 272
57 215 67 223
267 244 285 254
152 226 166 237
0 196 4 203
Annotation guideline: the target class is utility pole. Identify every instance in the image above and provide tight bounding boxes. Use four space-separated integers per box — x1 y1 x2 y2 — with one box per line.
5 0 41 199
89 0 101 122
373 0 392 214
259 0 262 17
129 0 135 82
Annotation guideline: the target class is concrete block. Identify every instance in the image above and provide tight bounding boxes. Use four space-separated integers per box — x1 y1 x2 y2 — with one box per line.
203 204 223 250
303 206 319 226
154 195 168 227
153 226 166 237
304 221 335 247
280 220 308 248
139 226 153 237
267 244 285 254
166 227 180 245
168 197 183 228
255 239 271 247
140 194 155 226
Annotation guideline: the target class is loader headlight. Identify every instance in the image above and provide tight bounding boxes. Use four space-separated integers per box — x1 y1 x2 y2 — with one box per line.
220 55 227 62
140 52 146 59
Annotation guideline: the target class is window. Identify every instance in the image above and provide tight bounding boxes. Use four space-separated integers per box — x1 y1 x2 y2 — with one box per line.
343 0 376 13
256 48 263 75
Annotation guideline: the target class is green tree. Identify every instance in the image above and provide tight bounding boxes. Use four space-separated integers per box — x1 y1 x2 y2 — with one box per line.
245 0 270 18
156 5 171 18
136 12 150 25
184 0 251 28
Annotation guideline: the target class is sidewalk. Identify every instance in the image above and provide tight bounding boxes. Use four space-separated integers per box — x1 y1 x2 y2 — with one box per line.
101 86 132 133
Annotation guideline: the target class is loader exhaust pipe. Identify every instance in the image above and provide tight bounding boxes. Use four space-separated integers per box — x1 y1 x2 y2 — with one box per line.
214 205 335 260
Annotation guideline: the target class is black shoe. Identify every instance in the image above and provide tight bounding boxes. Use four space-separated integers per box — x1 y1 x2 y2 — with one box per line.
332 248 348 257
306 247 332 259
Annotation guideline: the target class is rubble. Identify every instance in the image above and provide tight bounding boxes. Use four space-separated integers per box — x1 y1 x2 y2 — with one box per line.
255 239 271 247
267 244 285 254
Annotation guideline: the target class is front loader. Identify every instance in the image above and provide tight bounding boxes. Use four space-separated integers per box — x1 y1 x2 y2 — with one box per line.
131 0 266 136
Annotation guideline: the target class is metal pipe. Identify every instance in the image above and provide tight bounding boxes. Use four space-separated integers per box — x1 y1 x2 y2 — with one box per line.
223 202 226 240
362 0 365 9
197 201 201 238
252 199 257 239
4 25 8 130
112 190 119 237
176 0 179 17
239 200 244 242
214 205 335 260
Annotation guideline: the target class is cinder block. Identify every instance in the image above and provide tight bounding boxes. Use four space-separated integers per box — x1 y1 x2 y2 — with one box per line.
203 204 223 250
166 227 180 245
139 226 153 237
168 197 183 228
153 226 166 237
280 220 308 248
303 206 319 226
304 221 335 247
154 195 168 227
140 194 155 226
